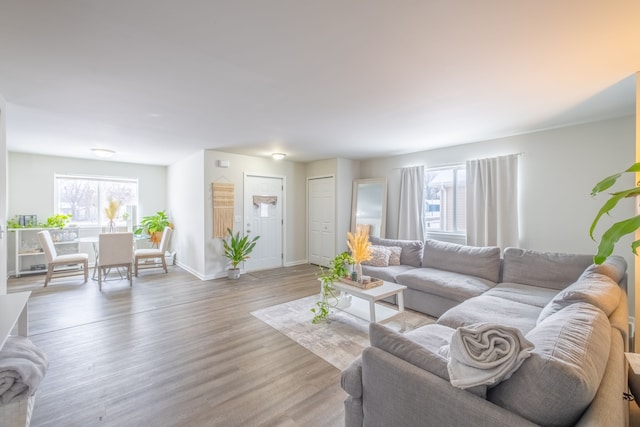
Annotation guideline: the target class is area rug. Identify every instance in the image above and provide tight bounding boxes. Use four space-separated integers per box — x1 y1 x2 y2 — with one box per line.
251 295 435 370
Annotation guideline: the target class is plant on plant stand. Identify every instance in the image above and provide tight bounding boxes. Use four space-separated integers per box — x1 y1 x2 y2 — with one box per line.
311 251 354 323
222 228 260 279
45 213 72 229
590 162 640 264
134 210 173 247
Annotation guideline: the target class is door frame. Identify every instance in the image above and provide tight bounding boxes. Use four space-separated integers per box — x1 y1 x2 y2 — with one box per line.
307 174 335 266
243 172 286 270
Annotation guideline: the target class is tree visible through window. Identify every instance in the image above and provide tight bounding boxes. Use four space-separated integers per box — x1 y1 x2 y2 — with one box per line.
55 175 138 227
424 166 466 233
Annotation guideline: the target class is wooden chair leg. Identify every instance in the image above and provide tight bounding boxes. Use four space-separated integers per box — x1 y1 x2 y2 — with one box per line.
161 256 168 274
134 258 139 277
129 265 133 287
98 267 102 291
83 260 89 283
44 265 54 287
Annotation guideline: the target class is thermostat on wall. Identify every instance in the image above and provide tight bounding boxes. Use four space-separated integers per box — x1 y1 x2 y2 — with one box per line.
217 160 230 168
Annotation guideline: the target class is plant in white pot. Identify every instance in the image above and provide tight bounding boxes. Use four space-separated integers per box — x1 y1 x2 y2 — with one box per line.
222 228 260 279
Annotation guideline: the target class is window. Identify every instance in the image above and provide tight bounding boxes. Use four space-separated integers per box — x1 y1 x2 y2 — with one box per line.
54 174 138 227
424 165 466 233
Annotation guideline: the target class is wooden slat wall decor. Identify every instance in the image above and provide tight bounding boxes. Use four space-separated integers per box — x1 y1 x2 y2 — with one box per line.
212 182 234 238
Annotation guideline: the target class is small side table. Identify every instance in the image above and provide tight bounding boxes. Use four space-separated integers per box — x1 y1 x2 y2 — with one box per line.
625 352 640 406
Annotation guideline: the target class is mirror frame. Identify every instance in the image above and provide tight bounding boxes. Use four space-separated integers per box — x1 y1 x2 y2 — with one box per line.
351 178 388 238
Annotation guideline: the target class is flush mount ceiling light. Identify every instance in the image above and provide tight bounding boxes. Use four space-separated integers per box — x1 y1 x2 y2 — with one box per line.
272 153 286 160
91 148 116 158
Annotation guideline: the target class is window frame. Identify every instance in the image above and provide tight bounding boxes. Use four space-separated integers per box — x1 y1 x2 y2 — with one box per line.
53 173 139 228
423 164 466 237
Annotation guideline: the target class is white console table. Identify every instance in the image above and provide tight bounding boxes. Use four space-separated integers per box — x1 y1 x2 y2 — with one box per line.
0 291 30 349
0 292 33 426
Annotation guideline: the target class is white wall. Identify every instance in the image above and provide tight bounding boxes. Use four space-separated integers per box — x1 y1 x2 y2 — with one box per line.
8 152 167 222
195 150 307 279
0 96 6 294
167 151 205 278
360 115 636 311
7 152 168 274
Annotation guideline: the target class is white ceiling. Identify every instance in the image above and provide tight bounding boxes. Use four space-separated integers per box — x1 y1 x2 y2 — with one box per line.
1 1 639 166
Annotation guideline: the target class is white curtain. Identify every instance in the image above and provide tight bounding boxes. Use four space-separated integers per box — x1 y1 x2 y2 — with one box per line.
466 154 519 249
398 165 425 240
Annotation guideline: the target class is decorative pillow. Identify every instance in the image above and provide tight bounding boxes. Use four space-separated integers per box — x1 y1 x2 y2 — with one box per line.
537 272 621 324
369 236 424 267
362 245 391 267
387 246 402 266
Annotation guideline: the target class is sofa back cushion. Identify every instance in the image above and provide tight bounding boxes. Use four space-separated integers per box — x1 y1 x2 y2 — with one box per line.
488 303 611 427
369 236 424 267
581 255 627 285
422 239 501 283
537 272 622 324
502 248 594 290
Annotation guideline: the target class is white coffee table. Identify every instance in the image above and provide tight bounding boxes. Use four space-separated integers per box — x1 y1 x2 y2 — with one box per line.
322 279 407 330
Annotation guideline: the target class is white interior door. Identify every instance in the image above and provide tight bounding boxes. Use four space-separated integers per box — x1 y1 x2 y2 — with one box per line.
308 176 335 267
243 175 283 272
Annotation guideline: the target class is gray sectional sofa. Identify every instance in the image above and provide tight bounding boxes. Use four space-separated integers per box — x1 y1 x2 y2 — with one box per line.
344 238 629 426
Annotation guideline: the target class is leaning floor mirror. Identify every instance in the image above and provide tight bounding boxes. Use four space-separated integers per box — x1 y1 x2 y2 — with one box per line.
351 178 387 238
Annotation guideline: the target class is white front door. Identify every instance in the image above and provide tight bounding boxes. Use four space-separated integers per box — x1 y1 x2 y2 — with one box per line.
308 176 335 267
243 175 283 272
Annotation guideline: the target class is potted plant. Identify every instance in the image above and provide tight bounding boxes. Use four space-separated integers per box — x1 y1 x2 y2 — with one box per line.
222 228 260 279
134 210 173 247
45 213 72 229
311 251 354 323
590 162 640 263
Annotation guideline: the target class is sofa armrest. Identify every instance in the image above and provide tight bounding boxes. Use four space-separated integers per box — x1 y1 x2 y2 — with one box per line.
361 347 538 427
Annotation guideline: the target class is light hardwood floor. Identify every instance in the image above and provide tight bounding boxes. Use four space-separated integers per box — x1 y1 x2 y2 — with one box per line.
8 264 346 427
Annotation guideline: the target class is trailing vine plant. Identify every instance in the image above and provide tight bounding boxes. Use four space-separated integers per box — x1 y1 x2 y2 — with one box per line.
311 252 353 324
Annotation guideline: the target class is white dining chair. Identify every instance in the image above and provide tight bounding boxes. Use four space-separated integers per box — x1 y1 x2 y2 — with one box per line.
97 232 134 290
134 227 172 276
37 230 89 287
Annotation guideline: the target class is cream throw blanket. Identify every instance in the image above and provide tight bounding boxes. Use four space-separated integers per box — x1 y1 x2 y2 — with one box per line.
444 323 534 389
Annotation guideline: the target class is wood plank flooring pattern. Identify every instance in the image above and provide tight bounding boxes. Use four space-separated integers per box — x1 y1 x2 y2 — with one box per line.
7 265 346 427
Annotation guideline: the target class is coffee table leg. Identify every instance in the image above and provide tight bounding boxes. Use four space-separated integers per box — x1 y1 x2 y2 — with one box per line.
398 291 406 332
369 300 376 323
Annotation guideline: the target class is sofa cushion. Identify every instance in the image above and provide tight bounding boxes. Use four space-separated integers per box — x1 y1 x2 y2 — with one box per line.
362 245 391 267
422 239 501 283
387 246 402 266
361 264 416 283
369 323 487 398
581 255 627 284
502 247 593 290
488 303 611 427
369 236 424 267
437 295 541 334
537 272 621 324
484 282 559 308
396 268 494 303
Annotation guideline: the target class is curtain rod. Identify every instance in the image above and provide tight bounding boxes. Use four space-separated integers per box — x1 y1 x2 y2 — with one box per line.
391 152 524 170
